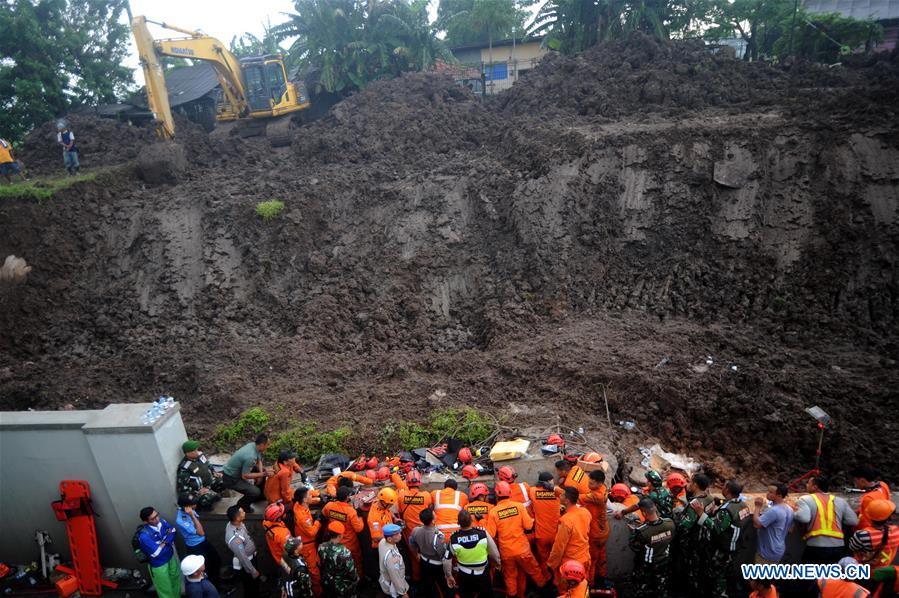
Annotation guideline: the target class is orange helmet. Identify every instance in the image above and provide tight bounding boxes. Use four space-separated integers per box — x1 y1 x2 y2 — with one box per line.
264 501 285 522
610 483 631 501
666 472 688 491
560 559 586 582
376 466 390 481
495 481 512 498
470 483 489 499
547 433 565 447
365 469 377 481
377 487 397 506
462 464 479 479
582 452 603 463
327 520 345 535
366 457 379 469
458 447 473 464
406 469 422 487
498 466 516 482
867 499 896 522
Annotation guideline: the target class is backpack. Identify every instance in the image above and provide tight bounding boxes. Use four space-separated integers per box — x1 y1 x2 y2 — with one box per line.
132 525 149 563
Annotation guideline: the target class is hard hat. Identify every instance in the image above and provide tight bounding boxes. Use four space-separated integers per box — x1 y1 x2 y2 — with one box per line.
377 466 390 481
645 470 663 487
406 469 422 487
547 433 565 447
470 483 489 499
498 466 516 482
378 487 397 505
458 447 473 464
383 523 402 537
563 454 580 463
180 554 204 576
350 455 367 470
365 469 377 481
56 121 67 131
665 472 688 490
495 481 512 498
327 520 345 535
866 499 896 522
462 464 479 479
283 536 302 554
366 457 379 469
264 501 286 522
582 452 603 463
610 483 631 500
560 559 586 582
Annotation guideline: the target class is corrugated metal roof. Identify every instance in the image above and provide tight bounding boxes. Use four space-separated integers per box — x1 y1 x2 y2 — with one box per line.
164 63 220 107
804 0 899 20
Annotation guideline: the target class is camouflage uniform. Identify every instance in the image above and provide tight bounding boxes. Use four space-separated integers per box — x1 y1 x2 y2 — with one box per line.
643 471 675 519
697 498 753 598
176 452 224 508
282 554 314 598
629 517 676 598
317 541 357 597
674 494 715 596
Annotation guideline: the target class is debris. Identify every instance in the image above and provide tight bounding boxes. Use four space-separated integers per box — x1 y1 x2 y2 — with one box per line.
639 444 701 474
619 420 636 431
0 256 31 283
655 356 670 369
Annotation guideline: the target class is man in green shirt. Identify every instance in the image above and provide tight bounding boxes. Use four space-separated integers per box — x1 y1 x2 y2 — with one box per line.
222 434 272 513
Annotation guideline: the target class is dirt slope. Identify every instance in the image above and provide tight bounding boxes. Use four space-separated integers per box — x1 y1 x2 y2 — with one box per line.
2 34 898 485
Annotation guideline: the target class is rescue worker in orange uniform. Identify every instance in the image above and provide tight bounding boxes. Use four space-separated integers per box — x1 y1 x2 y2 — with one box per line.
665 472 689 512
558 560 590 598
816 557 870 598
579 469 610 586
486 481 549 598
432 478 468 543
555 459 590 495
291 487 322 595
749 579 780 598
263 501 292 565
325 470 375 498
528 472 561 567
499 466 532 511
395 469 431 580
321 486 365 577
851 466 892 530
368 487 399 548
850 500 899 569
467 482 493 526
547 486 592 594
264 450 298 505
609 483 644 523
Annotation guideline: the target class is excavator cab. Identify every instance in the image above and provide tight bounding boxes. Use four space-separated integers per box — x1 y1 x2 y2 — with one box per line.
240 56 289 113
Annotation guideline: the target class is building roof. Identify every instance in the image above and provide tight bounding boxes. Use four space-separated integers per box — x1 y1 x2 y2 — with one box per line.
164 63 220 107
449 36 545 53
804 0 899 20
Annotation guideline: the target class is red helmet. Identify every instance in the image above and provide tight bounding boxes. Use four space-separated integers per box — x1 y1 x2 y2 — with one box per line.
462 464 479 479
665 472 688 491
458 447 473 464
366 457 379 469
547 433 565 447
470 483 489 499
563 454 580 463
406 469 422 487
610 483 631 501
582 452 603 463
560 559 586 582
350 455 367 471
264 502 285 522
365 469 377 481
495 481 512 498
376 466 390 481
498 466 516 482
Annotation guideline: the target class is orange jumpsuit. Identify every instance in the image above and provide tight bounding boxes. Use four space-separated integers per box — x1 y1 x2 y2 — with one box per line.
396 481 432 581
325 471 375 498
580 486 609 579
547 505 592 593
858 482 891 529
559 466 590 495
528 486 561 567
292 503 322 595
321 500 365 577
486 499 548 598
558 580 589 598
263 520 292 565
432 488 468 543
620 494 645 523
467 500 492 526
264 463 295 504
510 481 532 510
367 501 396 548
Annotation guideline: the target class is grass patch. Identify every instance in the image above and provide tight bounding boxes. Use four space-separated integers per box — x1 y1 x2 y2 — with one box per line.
255 200 284 221
0 172 97 201
212 407 270 448
381 408 498 451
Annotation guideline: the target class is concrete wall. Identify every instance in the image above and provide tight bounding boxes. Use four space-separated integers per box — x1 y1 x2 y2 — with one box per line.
0 404 186 567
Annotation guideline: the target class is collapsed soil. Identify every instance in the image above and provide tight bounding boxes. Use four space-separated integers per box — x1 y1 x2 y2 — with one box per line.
2 34 898 489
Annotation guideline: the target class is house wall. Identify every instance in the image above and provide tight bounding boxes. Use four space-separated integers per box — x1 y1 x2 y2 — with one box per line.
480 41 548 94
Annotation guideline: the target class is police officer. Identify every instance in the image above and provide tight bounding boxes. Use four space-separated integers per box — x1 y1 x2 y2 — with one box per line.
177 440 224 510
695 479 753 598
629 498 676 598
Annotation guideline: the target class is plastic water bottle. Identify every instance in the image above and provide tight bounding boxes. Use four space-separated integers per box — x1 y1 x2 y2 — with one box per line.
148 404 161 424
139 412 151 425
165 396 175 410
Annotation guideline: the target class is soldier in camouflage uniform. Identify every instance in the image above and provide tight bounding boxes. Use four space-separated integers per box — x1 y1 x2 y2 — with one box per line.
695 479 753 598
281 537 313 598
177 440 224 509
614 470 675 525
629 498 676 598
674 473 715 596
318 521 357 597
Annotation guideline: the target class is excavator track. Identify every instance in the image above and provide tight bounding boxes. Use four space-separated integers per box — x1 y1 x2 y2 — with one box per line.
266 116 296 148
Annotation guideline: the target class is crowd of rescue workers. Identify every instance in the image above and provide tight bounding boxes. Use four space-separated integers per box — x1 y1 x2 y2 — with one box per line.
133 433 897 598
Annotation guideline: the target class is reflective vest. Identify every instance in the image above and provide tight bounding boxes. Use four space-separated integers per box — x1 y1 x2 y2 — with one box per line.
510 482 531 508
433 489 466 540
804 494 844 540
817 578 870 598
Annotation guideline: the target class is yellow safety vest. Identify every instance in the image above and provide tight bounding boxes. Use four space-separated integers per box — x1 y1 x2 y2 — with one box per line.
804 493 844 540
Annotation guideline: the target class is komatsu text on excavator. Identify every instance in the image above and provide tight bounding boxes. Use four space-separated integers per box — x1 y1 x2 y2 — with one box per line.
131 16 310 146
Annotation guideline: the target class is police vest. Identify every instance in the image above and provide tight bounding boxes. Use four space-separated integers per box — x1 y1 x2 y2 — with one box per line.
804 494 844 541
450 528 490 568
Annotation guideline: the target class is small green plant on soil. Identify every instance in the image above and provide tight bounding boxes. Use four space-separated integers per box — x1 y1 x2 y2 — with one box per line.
255 200 284 221
266 423 351 464
212 407 270 448
382 408 498 451
0 172 97 201
772 296 787 312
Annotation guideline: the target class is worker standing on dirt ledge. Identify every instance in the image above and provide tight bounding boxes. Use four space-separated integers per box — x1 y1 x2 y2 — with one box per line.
222 433 272 513
56 121 79 175
177 440 224 510
0 137 27 183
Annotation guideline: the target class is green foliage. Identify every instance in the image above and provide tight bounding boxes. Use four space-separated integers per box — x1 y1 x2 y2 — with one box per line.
0 172 97 201
230 22 284 59
437 0 533 49
266 423 352 463
773 12 882 62
213 407 270 448
256 200 285 221
382 408 497 451
0 0 134 143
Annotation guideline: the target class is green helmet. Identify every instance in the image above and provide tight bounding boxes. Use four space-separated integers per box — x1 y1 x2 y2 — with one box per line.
284 536 302 554
645 470 663 487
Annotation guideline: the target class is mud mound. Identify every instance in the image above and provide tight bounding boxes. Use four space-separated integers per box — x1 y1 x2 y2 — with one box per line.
136 142 187 185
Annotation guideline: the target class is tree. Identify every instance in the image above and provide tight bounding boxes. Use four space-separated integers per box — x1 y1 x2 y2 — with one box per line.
704 0 791 61
436 0 533 48
230 22 284 59
0 0 133 142
772 11 882 62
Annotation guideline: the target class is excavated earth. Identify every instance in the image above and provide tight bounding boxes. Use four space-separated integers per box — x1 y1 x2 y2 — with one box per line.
2 34 898 486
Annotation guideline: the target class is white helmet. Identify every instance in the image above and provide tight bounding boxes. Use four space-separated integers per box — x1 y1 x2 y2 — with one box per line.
180 554 204 576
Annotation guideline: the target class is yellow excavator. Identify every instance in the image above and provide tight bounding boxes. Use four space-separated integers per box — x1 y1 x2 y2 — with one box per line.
131 16 310 146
